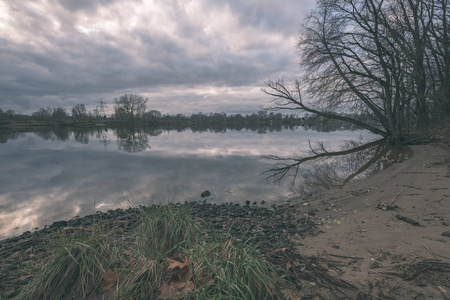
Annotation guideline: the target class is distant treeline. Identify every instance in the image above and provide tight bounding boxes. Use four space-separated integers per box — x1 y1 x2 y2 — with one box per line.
0 115 366 152
0 104 366 133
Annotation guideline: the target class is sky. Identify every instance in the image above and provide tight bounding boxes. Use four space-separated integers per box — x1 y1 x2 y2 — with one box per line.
0 0 316 116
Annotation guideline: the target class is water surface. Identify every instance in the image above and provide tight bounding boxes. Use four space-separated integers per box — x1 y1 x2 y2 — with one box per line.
0 127 375 238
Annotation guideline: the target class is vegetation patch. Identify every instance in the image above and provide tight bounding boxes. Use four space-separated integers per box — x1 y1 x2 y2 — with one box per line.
11 205 291 300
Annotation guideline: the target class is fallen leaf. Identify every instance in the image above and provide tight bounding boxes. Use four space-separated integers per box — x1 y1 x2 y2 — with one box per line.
15 275 31 281
286 262 292 271
164 257 193 283
98 269 119 293
129 260 136 269
165 258 189 270
159 280 194 300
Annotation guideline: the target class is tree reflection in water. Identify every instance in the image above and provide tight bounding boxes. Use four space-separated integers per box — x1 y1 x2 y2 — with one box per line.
73 128 90 144
264 139 413 197
115 127 150 153
0 131 24 143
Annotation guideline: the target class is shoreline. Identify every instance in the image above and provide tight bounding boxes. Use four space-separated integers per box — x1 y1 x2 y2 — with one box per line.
1 144 449 298
294 144 450 298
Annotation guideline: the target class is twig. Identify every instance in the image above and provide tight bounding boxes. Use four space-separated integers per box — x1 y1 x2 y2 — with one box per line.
327 253 364 260
422 243 433 255
420 243 450 260
389 187 404 206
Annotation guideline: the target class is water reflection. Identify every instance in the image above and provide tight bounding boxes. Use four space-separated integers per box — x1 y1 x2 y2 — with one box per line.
0 127 378 239
73 128 90 144
116 127 150 152
0 131 24 143
265 139 412 196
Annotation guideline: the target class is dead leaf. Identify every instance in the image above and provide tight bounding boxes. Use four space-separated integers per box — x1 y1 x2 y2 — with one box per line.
159 257 195 300
98 269 119 293
164 257 194 283
129 260 137 269
286 262 292 271
282 289 299 300
122 249 133 256
165 257 189 270
159 280 194 300
15 275 31 281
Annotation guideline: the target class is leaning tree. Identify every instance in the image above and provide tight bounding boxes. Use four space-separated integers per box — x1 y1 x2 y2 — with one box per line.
264 0 449 144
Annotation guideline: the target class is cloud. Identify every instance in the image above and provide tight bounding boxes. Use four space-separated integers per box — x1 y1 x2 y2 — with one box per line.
0 0 315 114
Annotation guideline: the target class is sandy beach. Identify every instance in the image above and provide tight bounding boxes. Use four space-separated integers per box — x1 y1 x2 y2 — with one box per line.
293 144 450 298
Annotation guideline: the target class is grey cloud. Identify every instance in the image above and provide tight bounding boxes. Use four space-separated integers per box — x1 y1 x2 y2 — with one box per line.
58 0 118 12
0 0 315 114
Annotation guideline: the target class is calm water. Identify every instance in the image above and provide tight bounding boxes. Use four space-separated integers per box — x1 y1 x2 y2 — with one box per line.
0 127 375 239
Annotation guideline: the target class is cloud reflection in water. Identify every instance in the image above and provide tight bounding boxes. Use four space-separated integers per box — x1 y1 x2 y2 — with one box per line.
0 128 376 238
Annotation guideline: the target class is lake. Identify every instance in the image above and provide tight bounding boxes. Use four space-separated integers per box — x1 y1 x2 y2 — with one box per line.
0 126 377 239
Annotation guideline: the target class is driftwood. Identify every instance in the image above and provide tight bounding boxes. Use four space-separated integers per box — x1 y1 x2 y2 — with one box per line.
395 214 424 227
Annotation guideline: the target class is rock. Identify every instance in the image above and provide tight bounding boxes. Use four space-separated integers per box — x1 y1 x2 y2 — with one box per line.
201 190 211 198
442 231 450 237
49 220 69 229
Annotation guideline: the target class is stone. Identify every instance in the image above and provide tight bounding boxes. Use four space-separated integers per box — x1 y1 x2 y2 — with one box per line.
49 220 68 229
201 190 211 198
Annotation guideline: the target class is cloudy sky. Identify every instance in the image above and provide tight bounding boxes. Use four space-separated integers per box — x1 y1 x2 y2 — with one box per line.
0 0 316 115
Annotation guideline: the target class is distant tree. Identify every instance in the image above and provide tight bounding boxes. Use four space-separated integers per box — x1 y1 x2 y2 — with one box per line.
143 110 163 121
51 107 68 122
92 108 100 118
0 108 5 121
72 104 87 120
114 94 148 120
32 107 53 120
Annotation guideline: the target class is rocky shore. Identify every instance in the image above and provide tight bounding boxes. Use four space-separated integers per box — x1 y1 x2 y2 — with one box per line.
0 200 322 299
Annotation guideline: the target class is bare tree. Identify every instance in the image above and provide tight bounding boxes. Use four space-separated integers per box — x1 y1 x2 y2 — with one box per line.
32 107 53 120
71 104 87 120
427 0 450 118
114 94 148 120
51 107 68 122
264 0 448 144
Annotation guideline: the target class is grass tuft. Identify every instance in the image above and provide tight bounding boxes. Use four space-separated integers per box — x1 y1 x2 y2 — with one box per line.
18 226 121 299
15 204 291 300
136 204 199 258
188 239 287 300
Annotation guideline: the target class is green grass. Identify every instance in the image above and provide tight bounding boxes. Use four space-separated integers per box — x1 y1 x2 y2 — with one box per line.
136 204 199 258
15 205 291 300
18 226 122 300
187 239 286 299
